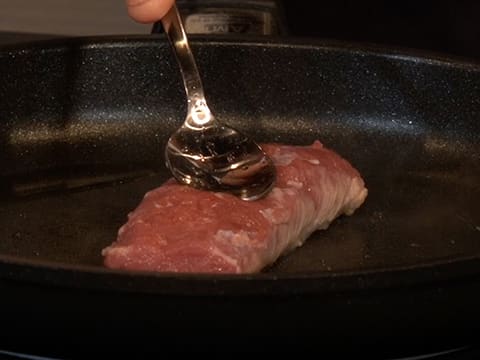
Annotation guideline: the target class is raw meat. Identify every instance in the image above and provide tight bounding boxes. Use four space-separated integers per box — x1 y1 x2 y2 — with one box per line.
102 141 368 274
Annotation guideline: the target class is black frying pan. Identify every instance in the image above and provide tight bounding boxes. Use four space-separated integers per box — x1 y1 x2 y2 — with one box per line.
0 35 479 358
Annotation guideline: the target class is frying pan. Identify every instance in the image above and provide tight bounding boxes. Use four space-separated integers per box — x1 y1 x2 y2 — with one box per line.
0 34 479 358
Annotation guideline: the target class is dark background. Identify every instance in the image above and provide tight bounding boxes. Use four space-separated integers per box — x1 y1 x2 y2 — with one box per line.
283 0 480 60
1 0 479 61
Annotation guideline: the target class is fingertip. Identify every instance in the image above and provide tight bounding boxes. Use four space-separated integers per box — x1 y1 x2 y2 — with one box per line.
126 0 175 23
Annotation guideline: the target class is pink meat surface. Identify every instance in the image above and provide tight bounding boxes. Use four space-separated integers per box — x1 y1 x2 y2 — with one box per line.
102 141 368 274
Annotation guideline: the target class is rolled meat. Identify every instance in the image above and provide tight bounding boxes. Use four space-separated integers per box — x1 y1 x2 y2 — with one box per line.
102 141 368 274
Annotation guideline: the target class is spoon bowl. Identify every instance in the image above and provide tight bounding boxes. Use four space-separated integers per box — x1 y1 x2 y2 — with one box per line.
161 5 276 200
165 117 276 201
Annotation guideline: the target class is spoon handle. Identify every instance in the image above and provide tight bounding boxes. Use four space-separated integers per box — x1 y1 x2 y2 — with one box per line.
161 5 212 128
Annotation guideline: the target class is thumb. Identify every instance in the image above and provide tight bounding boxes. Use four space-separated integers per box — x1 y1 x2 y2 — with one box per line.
126 0 175 23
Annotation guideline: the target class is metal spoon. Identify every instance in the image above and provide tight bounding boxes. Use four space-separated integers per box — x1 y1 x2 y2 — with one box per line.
160 5 276 201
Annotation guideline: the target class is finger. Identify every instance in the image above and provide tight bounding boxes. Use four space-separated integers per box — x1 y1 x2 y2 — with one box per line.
126 0 175 23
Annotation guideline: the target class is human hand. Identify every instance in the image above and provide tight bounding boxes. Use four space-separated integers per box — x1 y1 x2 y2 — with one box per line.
125 0 175 23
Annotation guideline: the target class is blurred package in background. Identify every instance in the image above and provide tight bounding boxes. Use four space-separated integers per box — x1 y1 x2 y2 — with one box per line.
153 0 288 35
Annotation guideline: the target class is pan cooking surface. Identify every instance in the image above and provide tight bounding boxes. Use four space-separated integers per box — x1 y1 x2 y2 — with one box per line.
0 36 478 280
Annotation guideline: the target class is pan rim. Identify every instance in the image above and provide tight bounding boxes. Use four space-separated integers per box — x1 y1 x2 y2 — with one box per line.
1 33 479 71
1 252 480 296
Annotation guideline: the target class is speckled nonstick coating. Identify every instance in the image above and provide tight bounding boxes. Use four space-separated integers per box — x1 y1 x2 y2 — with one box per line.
0 35 478 357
